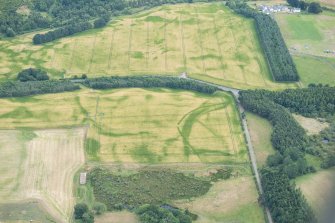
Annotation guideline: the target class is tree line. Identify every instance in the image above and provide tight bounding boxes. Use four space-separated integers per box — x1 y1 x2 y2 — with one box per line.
227 0 299 82
33 22 93 45
240 85 335 223
83 76 220 94
0 80 79 98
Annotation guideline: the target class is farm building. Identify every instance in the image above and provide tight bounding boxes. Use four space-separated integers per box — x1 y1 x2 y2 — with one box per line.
80 172 87 185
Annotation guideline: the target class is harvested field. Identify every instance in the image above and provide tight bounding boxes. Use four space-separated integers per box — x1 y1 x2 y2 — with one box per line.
0 88 247 164
0 128 86 223
0 3 297 89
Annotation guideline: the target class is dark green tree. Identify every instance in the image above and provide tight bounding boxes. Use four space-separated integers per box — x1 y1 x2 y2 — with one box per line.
74 203 89 219
308 2 322 13
287 0 300 7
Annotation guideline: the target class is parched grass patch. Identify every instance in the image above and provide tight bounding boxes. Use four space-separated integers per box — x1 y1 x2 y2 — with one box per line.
246 112 275 167
0 3 297 89
173 176 265 223
88 167 212 210
293 114 329 135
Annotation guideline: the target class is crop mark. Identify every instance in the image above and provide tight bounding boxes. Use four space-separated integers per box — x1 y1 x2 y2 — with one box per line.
224 107 237 155
212 14 226 80
146 22 150 70
246 23 268 86
127 20 133 72
179 13 187 72
88 34 98 74
107 30 116 72
194 7 206 75
68 38 78 74
164 11 168 72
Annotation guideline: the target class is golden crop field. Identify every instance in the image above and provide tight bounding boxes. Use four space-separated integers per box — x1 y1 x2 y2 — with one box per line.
0 3 296 89
0 88 247 164
0 128 86 223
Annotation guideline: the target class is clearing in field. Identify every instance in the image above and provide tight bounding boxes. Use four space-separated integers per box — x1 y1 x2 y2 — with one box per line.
0 3 296 89
0 88 247 164
0 128 86 223
275 12 335 86
293 114 329 135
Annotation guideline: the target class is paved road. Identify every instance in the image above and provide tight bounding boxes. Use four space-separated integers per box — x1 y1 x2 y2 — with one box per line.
187 77 274 223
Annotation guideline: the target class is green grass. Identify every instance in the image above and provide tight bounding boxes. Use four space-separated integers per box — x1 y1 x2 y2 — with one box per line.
293 55 335 86
85 138 101 161
285 16 323 41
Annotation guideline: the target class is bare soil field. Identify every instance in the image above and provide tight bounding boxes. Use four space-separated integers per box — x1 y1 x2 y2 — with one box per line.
0 128 86 223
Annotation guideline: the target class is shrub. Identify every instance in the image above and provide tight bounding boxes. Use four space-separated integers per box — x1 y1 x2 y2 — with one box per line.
17 68 49 82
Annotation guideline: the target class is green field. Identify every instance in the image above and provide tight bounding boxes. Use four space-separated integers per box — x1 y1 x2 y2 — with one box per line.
293 55 335 86
0 3 297 89
275 12 335 86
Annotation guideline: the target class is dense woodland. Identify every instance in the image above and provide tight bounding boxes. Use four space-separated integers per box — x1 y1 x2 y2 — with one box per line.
240 85 335 223
83 76 219 94
0 0 208 37
227 0 299 82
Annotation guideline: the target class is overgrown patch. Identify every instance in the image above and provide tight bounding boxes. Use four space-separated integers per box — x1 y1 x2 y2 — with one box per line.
88 168 211 211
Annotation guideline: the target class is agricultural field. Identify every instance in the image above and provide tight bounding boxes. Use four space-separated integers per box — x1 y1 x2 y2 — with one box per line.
0 128 86 223
275 12 335 86
0 3 296 89
0 88 248 164
0 88 265 222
